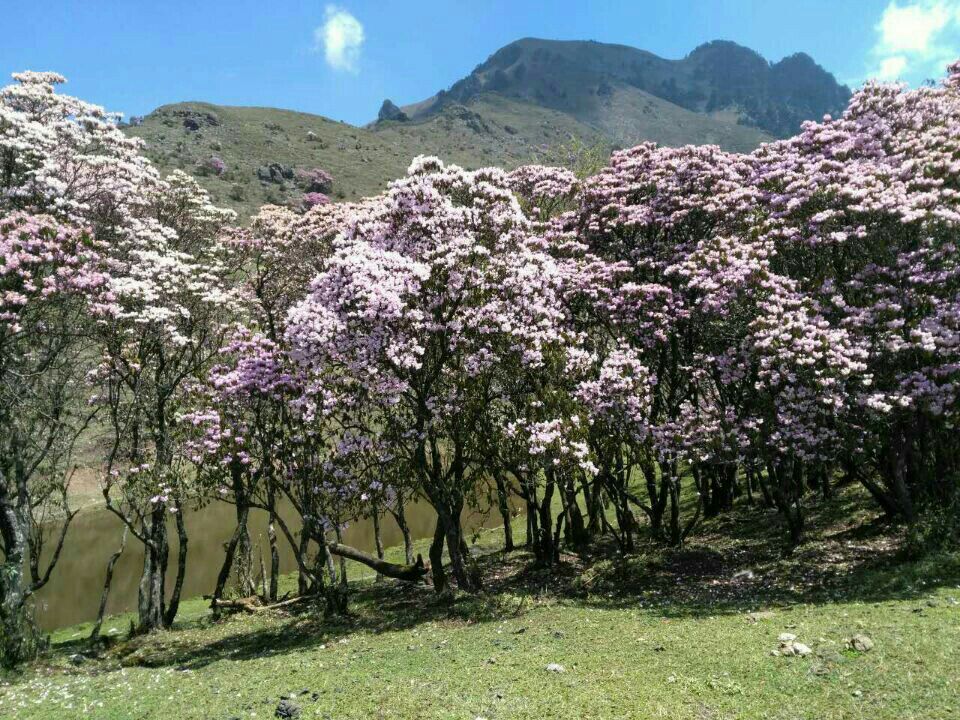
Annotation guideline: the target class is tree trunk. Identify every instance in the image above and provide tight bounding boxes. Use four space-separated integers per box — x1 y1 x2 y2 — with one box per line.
90 527 128 642
211 503 250 620
163 507 188 627
494 473 515 551
327 543 428 582
371 502 386 583
297 526 311 595
438 501 478 591
390 499 415 566
429 518 449 595
0 492 33 666
268 517 280 602
137 505 167 633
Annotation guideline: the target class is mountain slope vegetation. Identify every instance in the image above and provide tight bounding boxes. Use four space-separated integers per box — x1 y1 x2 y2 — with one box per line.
123 38 847 220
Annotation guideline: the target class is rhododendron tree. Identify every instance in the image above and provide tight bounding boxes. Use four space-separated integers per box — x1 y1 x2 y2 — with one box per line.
91 170 239 632
749 69 960 523
287 157 577 590
0 212 104 665
0 69 162 660
1 68 243 633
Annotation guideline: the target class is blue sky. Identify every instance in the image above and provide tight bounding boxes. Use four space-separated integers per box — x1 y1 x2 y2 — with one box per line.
3 1 960 125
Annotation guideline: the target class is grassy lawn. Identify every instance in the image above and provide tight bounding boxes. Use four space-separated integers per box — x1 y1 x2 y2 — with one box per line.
2 485 959 719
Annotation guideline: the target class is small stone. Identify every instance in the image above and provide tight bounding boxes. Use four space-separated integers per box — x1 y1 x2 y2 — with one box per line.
847 634 874 652
545 663 566 673
69 653 86 665
778 633 797 642
275 699 301 719
486 657 497 665
792 642 812 657
732 569 755 581
852 690 863 698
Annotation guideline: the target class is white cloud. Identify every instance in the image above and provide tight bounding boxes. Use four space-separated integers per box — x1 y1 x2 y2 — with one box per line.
315 5 364 73
876 1 952 54
877 55 909 79
868 1 960 81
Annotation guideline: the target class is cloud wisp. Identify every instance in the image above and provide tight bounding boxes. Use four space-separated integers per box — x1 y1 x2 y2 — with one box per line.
869 1 960 81
315 5 364 73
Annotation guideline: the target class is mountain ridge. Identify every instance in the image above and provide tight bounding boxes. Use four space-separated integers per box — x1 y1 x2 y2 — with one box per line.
399 37 850 138
122 37 847 220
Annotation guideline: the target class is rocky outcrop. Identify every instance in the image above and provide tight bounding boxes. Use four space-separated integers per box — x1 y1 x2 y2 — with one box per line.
256 163 294 184
378 99 409 122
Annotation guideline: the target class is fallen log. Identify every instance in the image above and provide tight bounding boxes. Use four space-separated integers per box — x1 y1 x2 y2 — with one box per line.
207 595 309 614
327 542 429 583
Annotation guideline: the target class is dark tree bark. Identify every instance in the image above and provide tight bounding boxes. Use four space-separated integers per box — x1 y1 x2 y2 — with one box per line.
493 473 515 551
327 543 428 582
90 527 128 642
371 502 386 583
389 498 415 566
137 505 168 633
429 518 449 595
163 506 189 627
211 502 250 619
0 485 31 666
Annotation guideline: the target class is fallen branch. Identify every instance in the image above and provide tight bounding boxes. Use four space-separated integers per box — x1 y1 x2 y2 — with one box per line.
207 595 310 614
327 542 429 583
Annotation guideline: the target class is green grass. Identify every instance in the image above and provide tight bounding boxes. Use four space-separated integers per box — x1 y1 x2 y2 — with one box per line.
3 485 959 719
122 96 609 221
122 87 769 223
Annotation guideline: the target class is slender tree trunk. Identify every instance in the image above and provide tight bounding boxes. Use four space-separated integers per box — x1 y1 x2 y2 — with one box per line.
211 503 250 619
163 507 188 627
437 500 478 591
268 518 279 602
90 527 128 642
494 473 515 551
372 502 385 583
390 499 415 565
297 527 311 595
536 475 556 566
334 525 348 588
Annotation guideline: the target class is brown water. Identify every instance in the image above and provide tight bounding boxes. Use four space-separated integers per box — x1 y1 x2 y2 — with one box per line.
33 495 508 631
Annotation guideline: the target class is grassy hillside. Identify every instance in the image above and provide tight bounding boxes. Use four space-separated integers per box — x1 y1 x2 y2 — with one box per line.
580 84 769 152
123 89 768 222
122 95 608 221
4 485 958 719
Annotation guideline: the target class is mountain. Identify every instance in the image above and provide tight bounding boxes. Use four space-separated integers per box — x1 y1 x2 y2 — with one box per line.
404 38 850 140
122 38 849 220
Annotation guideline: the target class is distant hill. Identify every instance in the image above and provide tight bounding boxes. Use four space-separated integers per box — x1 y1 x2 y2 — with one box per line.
122 38 849 220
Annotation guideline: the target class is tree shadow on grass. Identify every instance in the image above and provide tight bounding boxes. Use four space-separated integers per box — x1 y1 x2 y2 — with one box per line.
51 484 960 672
